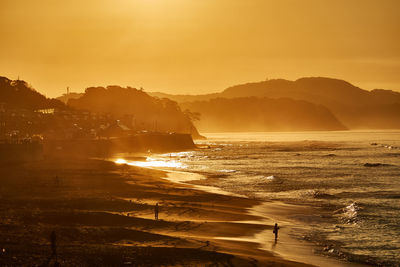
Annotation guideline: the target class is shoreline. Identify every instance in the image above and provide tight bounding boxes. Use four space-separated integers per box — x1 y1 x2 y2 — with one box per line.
160 167 368 267
0 156 370 266
0 158 307 266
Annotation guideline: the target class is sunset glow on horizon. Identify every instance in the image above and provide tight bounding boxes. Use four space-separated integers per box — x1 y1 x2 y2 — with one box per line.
1 1 400 265
1 0 399 97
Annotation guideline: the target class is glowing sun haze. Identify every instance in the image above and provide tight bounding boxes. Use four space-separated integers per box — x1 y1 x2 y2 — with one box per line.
0 0 399 97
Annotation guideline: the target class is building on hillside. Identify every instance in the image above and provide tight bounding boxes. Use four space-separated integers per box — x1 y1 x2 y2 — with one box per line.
99 120 131 138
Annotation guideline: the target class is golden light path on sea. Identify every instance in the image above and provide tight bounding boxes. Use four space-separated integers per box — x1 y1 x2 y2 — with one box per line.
115 157 185 168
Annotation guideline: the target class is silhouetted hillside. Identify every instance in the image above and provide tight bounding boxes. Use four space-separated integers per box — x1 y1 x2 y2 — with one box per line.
181 97 346 132
68 86 202 138
222 77 400 106
153 77 400 130
221 77 400 129
0 76 65 110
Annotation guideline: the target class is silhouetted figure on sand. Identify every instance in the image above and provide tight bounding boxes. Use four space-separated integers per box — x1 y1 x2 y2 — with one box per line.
50 230 57 259
155 203 159 220
273 223 280 241
54 175 60 187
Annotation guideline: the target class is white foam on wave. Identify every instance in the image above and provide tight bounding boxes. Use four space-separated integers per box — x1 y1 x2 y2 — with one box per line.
160 151 194 158
341 202 361 223
219 169 237 173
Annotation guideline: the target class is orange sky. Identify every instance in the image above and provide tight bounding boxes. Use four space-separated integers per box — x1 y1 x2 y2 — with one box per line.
0 0 399 97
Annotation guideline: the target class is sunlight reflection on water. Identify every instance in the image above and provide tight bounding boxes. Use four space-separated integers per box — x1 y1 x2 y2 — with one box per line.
115 157 187 168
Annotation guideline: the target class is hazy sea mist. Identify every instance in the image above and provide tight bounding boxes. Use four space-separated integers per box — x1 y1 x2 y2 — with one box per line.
131 131 400 266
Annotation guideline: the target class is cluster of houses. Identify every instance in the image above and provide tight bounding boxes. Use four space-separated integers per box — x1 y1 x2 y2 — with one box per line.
0 103 141 143
0 103 196 162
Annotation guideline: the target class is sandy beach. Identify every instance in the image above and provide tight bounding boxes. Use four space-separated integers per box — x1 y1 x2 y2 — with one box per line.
0 158 367 266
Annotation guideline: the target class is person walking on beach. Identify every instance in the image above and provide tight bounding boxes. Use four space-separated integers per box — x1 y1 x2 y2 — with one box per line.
50 230 57 259
273 223 280 241
154 203 159 221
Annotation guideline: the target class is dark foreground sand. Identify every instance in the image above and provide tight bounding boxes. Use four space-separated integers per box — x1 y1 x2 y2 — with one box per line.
0 158 359 266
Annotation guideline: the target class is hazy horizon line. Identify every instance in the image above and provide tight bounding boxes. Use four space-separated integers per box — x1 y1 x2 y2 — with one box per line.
3 74 399 98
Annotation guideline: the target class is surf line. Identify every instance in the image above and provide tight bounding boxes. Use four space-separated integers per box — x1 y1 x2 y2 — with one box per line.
115 159 360 267
163 169 362 267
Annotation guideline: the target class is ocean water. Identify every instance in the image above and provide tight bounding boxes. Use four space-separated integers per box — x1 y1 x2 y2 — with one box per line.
123 131 400 266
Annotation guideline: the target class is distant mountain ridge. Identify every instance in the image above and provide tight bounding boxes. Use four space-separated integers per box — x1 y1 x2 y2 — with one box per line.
150 77 400 130
151 77 400 106
222 77 400 107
